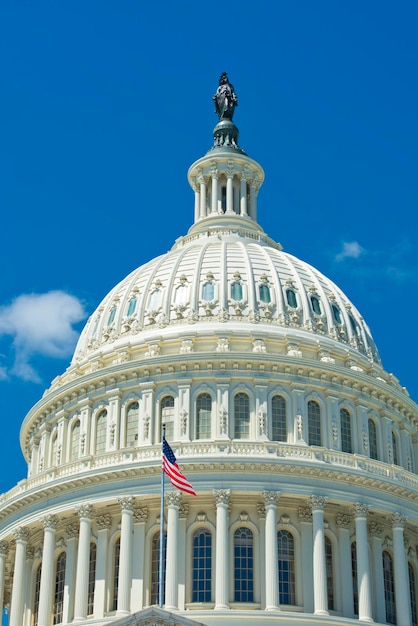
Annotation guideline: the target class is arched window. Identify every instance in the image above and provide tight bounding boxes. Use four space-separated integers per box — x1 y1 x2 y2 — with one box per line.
331 303 342 325
271 395 286 442
151 531 167 605
33 563 42 626
368 419 378 460
127 297 137 317
234 527 254 602
311 295 321 315
111 538 120 611
340 408 353 454
202 282 214 301
383 550 396 625
325 536 334 610
92 316 100 336
196 393 212 440
277 529 295 605
308 400 321 447
392 430 399 466
286 289 297 308
174 283 188 305
126 401 139 447
234 392 250 439
107 305 117 326
192 528 212 602
70 420 80 461
231 282 243 301
53 552 66 624
95 410 107 455
409 562 418 626
351 541 358 616
160 396 174 440
259 284 271 303
148 289 162 310
51 432 58 467
87 542 97 616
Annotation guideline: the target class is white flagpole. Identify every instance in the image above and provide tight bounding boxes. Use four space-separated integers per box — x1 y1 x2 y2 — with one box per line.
158 425 166 608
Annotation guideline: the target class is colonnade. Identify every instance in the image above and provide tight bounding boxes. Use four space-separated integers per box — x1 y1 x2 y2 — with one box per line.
1 493 415 626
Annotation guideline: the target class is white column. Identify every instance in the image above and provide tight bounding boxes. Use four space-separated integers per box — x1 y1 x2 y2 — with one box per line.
353 503 373 622
240 175 248 216
38 515 58 626
194 184 200 223
298 506 314 613
23 547 34 626
211 171 218 214
390 513 411 626
214 489 230 609
0 542 8 626
311 496 328 616
199 178 206 218
249 180 257 221
226 171 234 213
117 497 134 615
165 492 181 610
9 529 29 626
336 512 354 618
264 491 280 610
257 504 266 609
177 503 188 610
369 521 385 623
62 523 78 624
131 507 148 612
73 504 93 621
93 514 111 618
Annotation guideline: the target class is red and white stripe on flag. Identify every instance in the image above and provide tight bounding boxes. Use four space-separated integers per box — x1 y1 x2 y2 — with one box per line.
162 438 197 496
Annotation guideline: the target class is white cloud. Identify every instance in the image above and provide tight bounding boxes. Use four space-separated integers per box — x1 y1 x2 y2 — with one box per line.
0 291 87 382
335 241 365 261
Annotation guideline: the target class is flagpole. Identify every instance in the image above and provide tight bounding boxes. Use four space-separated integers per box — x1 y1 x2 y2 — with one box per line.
158 425 166 609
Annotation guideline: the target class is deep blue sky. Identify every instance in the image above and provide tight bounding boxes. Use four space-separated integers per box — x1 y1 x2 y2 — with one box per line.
0 1 417 493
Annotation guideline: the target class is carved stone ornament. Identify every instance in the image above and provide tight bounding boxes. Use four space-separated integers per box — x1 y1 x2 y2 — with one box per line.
96 514 112 531
216 337 230 352
258 409 267 436
166 492 182 507
118 497 135 512
0 541 9 556
76 503 93 519
180 339 194 354
65 523 79 539
196 512 207 522
336 513 351 529
368 521 383 537
388 512 407 528
298 507 312 523
252 339 266 353
214 489 230 506
56 537 66 550
311 495 327 511
179 504 189 519
219 405 228 435
42 515 58 530
331 420 338 443
296 414 303 438
263 491 279 507
257 503 266 519
133 507 149 524
13 527 30 542
26 546 35 560
352 503 370 519
180 409 188 436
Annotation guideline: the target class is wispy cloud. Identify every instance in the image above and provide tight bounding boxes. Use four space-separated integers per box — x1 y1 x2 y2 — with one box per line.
335 241 365 261
0 291 87 382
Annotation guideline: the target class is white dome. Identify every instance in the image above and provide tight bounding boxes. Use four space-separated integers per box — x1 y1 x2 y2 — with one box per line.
72 223 379 369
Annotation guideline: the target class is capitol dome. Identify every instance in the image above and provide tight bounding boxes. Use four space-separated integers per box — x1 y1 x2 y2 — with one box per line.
1 75 418 626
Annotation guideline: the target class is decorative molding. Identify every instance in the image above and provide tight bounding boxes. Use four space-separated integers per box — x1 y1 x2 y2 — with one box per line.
336 513 351 529
311 495 327 511
263 491 279 507
166 492 182 507
298 506 312 523
76 503 93 519
388 512 407 528
214 489 230 506
118 496 135 512
368 521 383 537
65 523 79 539
42 515 58 530
96 514 112 531
133 507 149 523
352 503 370 519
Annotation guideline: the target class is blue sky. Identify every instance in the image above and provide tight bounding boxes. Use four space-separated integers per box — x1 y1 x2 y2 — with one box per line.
0 1 417 493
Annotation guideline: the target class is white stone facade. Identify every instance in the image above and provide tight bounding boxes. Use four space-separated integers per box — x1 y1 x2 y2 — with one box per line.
1 93 418 626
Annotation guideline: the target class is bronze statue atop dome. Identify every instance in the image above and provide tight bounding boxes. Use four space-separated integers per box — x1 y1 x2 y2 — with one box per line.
213 72 238 121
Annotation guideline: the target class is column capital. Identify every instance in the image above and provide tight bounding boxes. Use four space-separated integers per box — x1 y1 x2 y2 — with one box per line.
179 504 189 519
96 514 112 530
336 513 352 529
118 496 135 512
368 521 383 537
388 512 407 529
352 502 370 519
65 523 79 539
298 506 312 523
311 495 327 511
0 541 9 555
214 489 230 506
166 491 182 507
263 491 280 507
133 507 149 524
13 527 30 542
76 503 94 519
42 515 58 530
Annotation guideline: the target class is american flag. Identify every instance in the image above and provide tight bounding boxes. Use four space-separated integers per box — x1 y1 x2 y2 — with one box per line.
162 437 197 496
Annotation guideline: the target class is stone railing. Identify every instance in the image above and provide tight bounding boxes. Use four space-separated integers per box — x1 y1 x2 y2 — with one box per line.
1 441 417 506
